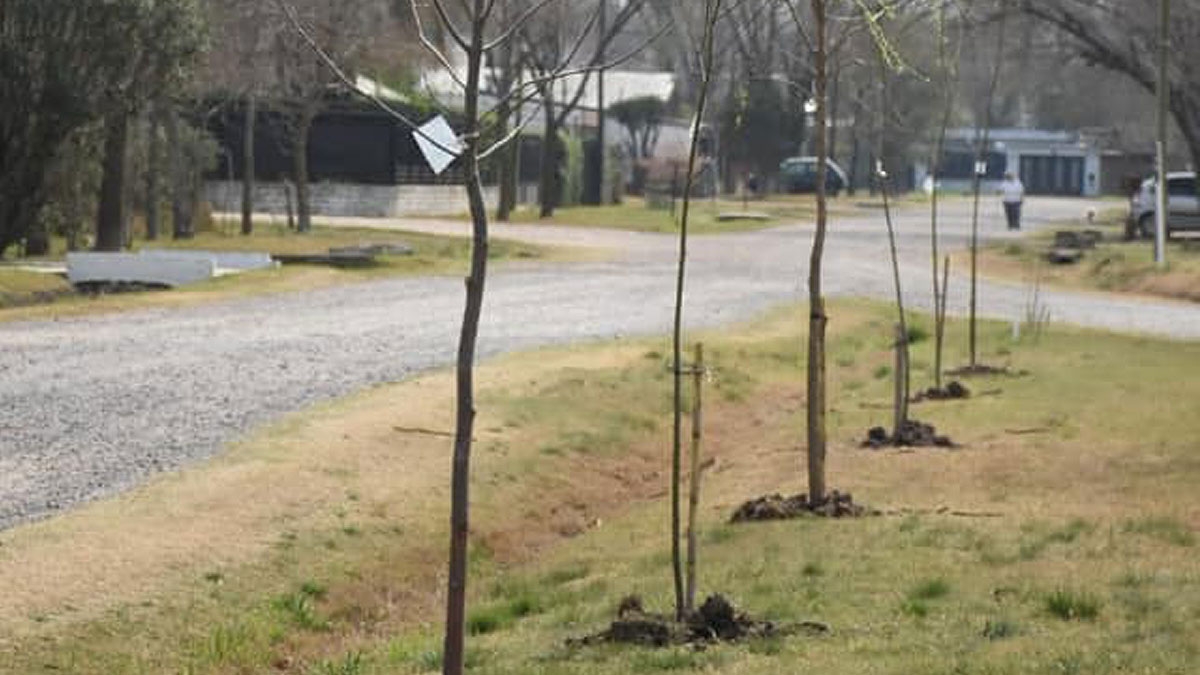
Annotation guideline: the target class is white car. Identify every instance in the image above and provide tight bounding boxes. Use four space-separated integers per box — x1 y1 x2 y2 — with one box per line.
1129 172 1200 239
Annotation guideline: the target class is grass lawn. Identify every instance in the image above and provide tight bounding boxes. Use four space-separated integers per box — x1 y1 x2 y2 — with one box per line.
968 207 1200 303
2 301 1198 674
442 194 870 234
0 223 552 322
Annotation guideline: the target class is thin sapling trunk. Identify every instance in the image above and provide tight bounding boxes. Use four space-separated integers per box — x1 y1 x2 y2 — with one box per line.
968 10 1008 367
671 0 721 623
806 0 830 505
880 169 909 430
443 4 489 674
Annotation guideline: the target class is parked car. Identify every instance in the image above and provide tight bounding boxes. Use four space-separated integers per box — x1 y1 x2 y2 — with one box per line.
779 156 848 195
1128 171 1200 239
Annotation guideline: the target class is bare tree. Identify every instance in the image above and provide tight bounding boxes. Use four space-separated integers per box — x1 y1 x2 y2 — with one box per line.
279 1 658 671
272 0 385 233
928 0 962 390
1020 0 1200 180
206 0 274 236
805 0 831 503
671 0 723 620
520 0 647 218
967 5 1008 369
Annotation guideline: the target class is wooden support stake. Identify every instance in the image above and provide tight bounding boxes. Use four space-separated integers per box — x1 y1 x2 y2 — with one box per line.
893 323 909 439
685 342 705 614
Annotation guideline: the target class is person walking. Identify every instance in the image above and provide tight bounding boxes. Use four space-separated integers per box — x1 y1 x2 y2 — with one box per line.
1000 172 1025 231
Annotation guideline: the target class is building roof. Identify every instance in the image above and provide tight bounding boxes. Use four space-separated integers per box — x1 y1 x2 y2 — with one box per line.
419 65 675 113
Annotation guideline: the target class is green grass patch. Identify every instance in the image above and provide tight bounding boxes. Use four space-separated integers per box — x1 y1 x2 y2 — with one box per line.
1123 516 1196 547
1045 589 1103 621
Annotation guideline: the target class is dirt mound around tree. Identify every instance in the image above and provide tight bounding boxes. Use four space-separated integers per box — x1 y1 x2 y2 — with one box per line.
729 490 873 522
569 594 827 648
912 381 970 402
862 420 957 449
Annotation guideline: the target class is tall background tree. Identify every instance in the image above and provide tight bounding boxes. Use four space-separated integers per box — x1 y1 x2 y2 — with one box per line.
0 0 202 257
519 0 647 218
1020 0 1200 175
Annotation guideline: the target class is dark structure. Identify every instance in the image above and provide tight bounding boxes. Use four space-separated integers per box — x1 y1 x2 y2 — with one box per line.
205 99 541 186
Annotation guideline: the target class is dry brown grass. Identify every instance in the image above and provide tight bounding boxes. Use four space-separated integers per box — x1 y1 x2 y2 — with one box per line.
3 302 1198 673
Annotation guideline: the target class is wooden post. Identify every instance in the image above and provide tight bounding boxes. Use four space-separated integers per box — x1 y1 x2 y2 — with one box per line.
935 256 950 389
685 343 705 614
893 323 908 439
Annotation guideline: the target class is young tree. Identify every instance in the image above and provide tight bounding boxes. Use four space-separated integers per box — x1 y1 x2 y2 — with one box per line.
967 6 1008 368
671 0 724 620
279 1 652 670
928 0 962 390
807 0 831 503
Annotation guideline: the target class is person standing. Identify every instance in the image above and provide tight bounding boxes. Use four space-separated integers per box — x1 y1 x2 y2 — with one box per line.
1000 172 1025 231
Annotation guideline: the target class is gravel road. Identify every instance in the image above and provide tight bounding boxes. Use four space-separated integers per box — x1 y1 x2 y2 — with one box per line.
2 197 1198 528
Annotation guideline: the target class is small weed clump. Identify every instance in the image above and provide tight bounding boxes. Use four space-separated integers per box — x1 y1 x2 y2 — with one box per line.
308 652 364 675
909 578 951 601
982 618 1020 640
273 588 329 631
467 593 544 635
1045 589 1102 621
1123 517 1196 547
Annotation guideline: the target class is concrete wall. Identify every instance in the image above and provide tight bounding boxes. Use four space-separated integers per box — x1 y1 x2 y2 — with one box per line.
205 181 540 218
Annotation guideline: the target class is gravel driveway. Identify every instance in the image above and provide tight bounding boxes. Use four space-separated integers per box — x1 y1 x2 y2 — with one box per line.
2 197 1197 528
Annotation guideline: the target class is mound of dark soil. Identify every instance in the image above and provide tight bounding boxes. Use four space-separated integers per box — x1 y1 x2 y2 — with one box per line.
730 490 872 522
569 594 825 649
863 420 956 449
912 381 970 402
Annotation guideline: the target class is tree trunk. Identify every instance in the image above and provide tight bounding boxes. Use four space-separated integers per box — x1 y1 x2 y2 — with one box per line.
496 95 517 221
881 178 909 428
539 94 557 219
671 0 722 622
930 2 954 391
242 92 257 236
166 106 194 240
806 0 829 505
24 223 49 257
293 108 314 233
969 13 1007 367
443 5 489 674
95 113 129 252
146 106 162 242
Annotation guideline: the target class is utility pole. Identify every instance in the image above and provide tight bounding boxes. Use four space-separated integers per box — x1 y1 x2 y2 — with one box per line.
596 0 607 205
1155 0 1169 267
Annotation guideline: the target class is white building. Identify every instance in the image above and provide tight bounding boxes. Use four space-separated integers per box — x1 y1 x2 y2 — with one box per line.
914 128 1105 197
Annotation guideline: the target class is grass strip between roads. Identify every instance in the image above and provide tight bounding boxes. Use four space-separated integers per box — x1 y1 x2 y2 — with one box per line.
969 208 1200 304
1 300 1198 674
0 224 556 323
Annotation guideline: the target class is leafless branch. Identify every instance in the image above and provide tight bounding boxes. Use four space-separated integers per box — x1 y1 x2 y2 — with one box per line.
275 0 463 157
409 0 469 91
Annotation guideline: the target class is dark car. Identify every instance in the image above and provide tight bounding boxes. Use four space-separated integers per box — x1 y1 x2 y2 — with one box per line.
779 156 848 195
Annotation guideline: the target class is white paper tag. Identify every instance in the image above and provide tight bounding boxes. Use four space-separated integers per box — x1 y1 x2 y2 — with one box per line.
414 115 463 175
